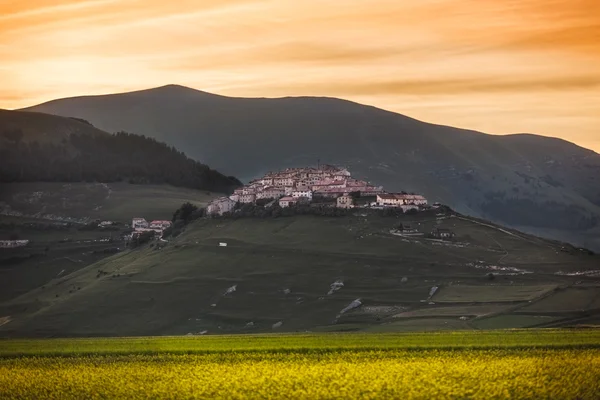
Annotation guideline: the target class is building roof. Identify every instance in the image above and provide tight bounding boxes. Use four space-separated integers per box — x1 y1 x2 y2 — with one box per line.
279 196 296 201
378 193 426 200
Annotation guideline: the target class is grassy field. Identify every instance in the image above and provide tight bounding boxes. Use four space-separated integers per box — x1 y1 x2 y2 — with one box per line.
0 330 599 399
0 182 215 222
2 212 599 337
0 182 218 305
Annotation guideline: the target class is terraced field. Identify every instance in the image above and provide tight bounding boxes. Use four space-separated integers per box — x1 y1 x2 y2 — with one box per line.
2 212 598 337
0 330 598 399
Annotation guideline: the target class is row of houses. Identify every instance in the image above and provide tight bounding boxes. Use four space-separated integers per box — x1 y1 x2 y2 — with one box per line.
336 193 428 210
0 240 29 249
131 218 172 238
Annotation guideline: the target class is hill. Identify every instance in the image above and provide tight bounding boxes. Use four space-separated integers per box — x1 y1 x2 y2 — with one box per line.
0 109 104 143
0 182 218 304
21 85 600 251
0 109 241 193
2 210 598 337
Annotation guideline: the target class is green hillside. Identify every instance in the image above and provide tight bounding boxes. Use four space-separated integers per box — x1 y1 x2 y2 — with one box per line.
22 85 600 250
0 182 217 304
0 182 215 222
2 210 598 337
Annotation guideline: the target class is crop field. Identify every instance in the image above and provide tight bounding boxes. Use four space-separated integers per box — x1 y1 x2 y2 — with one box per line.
1 330 599 399
432 284 557 303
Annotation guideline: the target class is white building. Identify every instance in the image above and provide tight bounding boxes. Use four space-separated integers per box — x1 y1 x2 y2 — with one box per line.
0 240 29 248
150 220 172 230
336 194 354 209
132 218 149 230
240 193 256 204
279 196 297 208
207 197 236 215
292 190 313 200
376 193 427 207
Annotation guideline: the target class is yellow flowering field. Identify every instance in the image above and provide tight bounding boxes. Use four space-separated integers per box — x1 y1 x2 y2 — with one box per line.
1 330 599 399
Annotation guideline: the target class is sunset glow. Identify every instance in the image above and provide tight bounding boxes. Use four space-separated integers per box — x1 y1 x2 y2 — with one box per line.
1 0 599 151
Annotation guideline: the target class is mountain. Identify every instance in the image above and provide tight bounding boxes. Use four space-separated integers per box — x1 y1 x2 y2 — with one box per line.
2 210 599 337
22 85 600 250
0 109 241 193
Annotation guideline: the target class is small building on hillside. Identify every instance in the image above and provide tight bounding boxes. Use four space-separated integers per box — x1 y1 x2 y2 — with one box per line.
279 196 298 208
292 190 313 200
377 193 427 207
150 220 172 230
0 240 30 249
336 194 355 209
431 228 455 239
132 218 149 230
257 187 285 200
207 197 236 216
240 193 256 204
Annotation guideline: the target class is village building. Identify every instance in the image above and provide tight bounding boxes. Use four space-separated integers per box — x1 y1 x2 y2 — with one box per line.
376 193 427 207
292 190 313 200
336 194 355 209
279 196 297 208
150 220 172 230
240 193 256 204
132 218 149 230
0 240 30 249
256 187 285 200
207 197 236 216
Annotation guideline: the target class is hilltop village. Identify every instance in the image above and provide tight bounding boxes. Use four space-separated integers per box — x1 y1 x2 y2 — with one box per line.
207 165 428 216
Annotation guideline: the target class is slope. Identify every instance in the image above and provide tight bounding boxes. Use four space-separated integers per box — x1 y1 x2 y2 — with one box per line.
2 210 598 337
0 108 105 143
21 85 600 250
0 109 241 193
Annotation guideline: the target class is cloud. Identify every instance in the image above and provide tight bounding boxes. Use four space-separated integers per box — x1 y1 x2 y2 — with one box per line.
239 75 600 98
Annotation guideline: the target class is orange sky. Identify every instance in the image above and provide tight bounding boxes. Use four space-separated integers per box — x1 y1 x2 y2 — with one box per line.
1 0 599 152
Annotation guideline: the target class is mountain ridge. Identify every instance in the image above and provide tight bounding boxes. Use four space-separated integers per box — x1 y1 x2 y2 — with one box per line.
20 85 599 155
18 85 600 251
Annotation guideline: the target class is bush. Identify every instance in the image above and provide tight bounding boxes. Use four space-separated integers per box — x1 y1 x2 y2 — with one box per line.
173 202 199 223
129 231 154 248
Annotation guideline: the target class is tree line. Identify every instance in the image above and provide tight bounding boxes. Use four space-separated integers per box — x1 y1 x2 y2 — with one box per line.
0 130 241 193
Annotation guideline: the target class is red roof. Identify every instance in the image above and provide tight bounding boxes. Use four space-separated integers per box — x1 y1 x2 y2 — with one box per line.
279 196 296 201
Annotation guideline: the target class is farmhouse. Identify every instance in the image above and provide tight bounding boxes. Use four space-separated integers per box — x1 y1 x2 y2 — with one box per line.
336 194 355 209
150 220 172 230
376 193 428 207
0 240 29 249
132 218 149 230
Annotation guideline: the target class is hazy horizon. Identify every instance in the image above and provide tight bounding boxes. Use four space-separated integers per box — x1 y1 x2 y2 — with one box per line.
1 0 599 152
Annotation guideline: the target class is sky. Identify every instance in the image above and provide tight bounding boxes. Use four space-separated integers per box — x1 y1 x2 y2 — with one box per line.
1 0 599 152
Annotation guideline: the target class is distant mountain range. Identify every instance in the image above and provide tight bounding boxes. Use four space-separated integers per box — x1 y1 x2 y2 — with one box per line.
19 85 600 250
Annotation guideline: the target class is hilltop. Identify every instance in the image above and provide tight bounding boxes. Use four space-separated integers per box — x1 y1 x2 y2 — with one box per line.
0 109 241 193
21 85 600 251
2 210 598 337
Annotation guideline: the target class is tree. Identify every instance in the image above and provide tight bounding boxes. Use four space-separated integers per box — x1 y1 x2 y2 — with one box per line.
172 202 198 223
130 231 154 248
